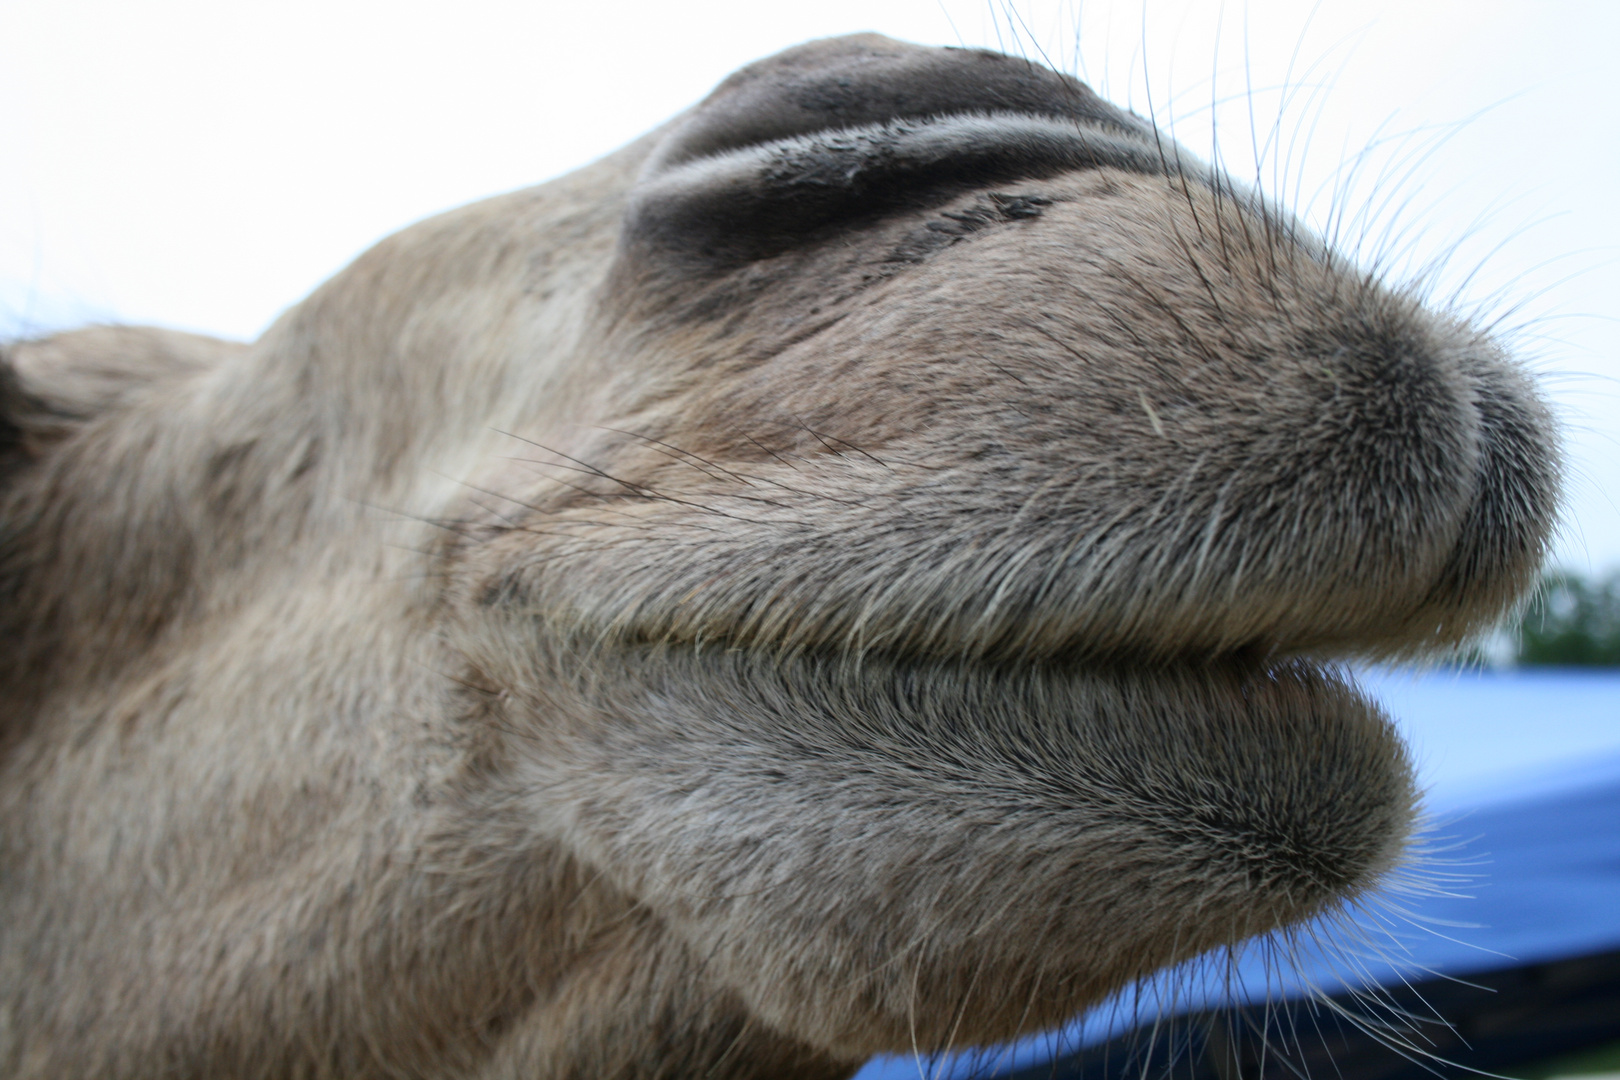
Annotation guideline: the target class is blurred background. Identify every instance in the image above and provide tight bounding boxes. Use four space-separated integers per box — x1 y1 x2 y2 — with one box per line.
3 2 1615 1078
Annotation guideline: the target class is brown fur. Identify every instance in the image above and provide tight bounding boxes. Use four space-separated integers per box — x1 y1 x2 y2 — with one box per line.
0 35 1559 1079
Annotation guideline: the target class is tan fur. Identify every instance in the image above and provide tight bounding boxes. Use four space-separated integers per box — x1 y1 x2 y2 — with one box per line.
0 35 1558 1079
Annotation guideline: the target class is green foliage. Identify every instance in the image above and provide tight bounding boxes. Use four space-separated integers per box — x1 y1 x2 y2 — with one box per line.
1514 570 1620 667
1518 1035 1620 1078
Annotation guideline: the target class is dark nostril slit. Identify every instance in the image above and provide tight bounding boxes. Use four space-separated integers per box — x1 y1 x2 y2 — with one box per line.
647 34 1145 173
626 36 1194 269
628 114 1176 267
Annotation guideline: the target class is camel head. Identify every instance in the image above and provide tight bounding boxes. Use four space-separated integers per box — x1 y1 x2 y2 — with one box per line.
0 34 1559 1080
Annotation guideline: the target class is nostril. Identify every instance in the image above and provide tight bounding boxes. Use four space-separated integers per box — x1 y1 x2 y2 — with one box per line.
647 33 1142 173
626 36 1185 270
626 114 1173 268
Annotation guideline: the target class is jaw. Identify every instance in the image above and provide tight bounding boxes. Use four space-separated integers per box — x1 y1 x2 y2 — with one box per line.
445 167 1531 1061
474 632 1416 1058
435 34 1550 1065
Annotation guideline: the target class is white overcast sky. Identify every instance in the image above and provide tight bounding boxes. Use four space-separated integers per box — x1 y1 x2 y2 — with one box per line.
2 0 1617 572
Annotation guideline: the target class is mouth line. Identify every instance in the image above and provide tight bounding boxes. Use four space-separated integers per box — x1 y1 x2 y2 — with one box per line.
598 614 1351 726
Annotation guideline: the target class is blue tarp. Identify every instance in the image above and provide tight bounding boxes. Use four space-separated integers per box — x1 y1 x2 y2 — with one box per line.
858 668 1620 1079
